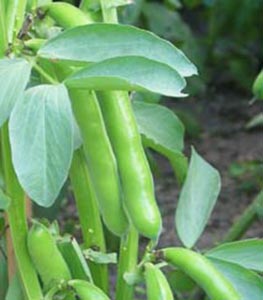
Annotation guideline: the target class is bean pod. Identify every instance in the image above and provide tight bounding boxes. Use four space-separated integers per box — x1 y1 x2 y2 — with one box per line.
99 91 162 240
27 222 71 289
68 279 110 300
42 2 92 29
145 263 174 300
70 89 128 236
162 247 240 300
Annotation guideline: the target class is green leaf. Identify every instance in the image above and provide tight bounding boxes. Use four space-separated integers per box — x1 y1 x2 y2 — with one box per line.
206 239 263 272
246 113 263 129
65 57 186 97
210 258 263 300
0 188 11 211
83 249 117 264
133 101 184 151
6 272 24 300
132 101 187 183
175 148 221 248
38 23 197 77
252 70 263 100
0 256 8 300
0 58 31 127
58 237 93 282
9 84 74 207
167 269 195 293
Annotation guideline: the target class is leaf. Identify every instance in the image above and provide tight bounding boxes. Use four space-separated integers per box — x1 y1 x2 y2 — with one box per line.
38 23 197 77
246 113 263 129
132 101 187 183
83 249 117 264
210 258 263 300
0 58 31 127
133 101 184 151
65 56 186 97
107 0 133 8
6 272 24 300
58 237 93 282
175 148 221 248
206 239 263 272
252 70 263 100
0 188 11 211
9 84 74 207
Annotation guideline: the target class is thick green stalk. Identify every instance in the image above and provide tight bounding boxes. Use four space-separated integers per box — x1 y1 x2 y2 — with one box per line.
99 2 139 300
1 123 43 300
5 0 18 43
69 148 108 292
100 0 118 23
115 225 138 300
223 190 263 242
0 0 8 57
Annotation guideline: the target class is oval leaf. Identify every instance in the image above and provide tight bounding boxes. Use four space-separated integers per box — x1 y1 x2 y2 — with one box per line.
210 258 263 300
0 58 31 127
65 56 186 97
9 84 74 207
133 101 185 152
38 23 197 77
206 239 263 272
133 100 187 183
0 188 11 211
175 148 221 248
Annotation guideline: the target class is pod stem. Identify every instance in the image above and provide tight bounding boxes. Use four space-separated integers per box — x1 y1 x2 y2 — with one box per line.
223 189 263 242
1 123 43 300
69 148 108 293
0 0 8 57
100 0 118 23
116 225 139 300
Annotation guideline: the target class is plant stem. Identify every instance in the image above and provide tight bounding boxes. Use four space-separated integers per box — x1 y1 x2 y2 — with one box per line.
0 0 8 57
32 61 58 85
1 123 42 300
69 148 108 292
116 225 139 300
223 189 263 242
100 0 118 23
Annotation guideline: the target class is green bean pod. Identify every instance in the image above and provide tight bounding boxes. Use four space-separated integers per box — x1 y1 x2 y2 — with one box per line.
145 263 174 300
27 222 71 290
42 2 93 29
68 279 110 300
99 91 162 240
69 89 129 236
162 247 240 300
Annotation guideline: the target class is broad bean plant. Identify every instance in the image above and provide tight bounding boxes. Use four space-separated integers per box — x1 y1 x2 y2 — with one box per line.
0 0 262 300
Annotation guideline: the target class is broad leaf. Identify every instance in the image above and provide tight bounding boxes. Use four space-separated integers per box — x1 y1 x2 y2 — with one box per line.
210 258 263 300
0 188 11 210
206 239 263 272
175 148 221 248
38 23 197 77
84 249 117 264
133 101 187 183
9 84 74 207
0 58 31 127
133 101 184 152
65 56 186 97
